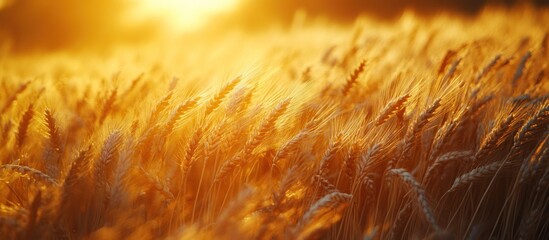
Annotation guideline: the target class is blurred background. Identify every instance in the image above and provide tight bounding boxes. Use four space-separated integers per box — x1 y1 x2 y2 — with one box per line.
0 0 547 53
224 0 548 28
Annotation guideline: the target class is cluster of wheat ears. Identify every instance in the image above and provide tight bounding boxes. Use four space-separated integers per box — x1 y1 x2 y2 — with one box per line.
0 7 548 240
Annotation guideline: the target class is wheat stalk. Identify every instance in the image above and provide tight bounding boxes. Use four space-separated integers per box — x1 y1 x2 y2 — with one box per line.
25 190 41 239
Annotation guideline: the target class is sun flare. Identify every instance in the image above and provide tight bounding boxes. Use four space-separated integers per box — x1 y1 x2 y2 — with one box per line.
135 0 239 31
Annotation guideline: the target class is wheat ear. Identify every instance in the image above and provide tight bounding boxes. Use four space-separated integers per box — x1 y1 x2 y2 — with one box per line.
424 151 473 183
215 99 290 182
356 143 382 184
390 168 440 231
474 115 514 161
342 60 366 96
475 54 501 82
181 127 203 176
16 104 34 150
147 91 173 127
44 110 62 153
272 131 308 168
513 105 548 151
375 94 410 126
400 99 441 164
1 164 58 186
448 161 506 192
205 76 241 116
1 81 30 115
512 51 532 85
295 192 352 240
164 97 201 135
245 99 291 155
141 168 175 201
318 134 343 175
98 88 117 125
343 143 361 182
25 190 41 239
93 131 123 194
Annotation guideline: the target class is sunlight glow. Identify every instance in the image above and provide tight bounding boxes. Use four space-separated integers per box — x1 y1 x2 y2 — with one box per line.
135 0 239 32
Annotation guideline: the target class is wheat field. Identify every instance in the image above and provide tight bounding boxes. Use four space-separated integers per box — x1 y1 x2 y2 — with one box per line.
0 6 548 240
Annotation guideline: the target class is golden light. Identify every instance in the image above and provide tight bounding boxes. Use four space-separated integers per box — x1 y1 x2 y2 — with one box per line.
0 0 9 8
134 0 239 32
1 0 548 239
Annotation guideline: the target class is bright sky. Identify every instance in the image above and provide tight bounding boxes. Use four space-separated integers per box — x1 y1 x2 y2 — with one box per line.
134 0 239 32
